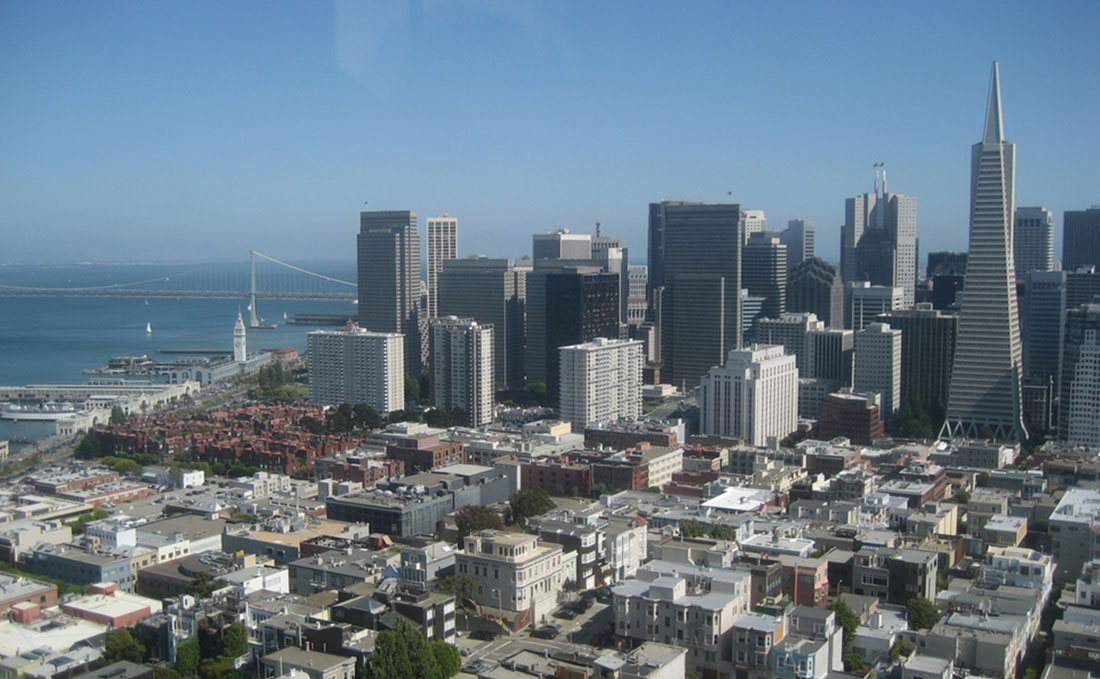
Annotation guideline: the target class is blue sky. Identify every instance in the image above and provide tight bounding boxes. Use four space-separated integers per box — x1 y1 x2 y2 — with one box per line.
2 1 1098 266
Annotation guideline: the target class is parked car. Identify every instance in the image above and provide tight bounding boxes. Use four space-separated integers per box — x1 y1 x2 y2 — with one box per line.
571 596 594 613
554 608 578 620
532 624 563 639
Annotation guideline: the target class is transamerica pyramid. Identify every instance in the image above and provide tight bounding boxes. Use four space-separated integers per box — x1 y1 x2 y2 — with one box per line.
941 62 1029 442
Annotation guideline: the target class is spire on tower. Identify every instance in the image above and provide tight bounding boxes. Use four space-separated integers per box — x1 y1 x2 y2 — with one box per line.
983 61 1004 144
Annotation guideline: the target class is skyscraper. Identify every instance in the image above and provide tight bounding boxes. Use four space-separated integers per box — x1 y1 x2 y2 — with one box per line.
358 210 421 378
1013 207 1054 278
308 328 405 414
854 322 902 417
430 317 494 427
648 201 743 389
742 232 787 319
787 257 844 328
426 215 458 320
699 345 798 446
1022 271 1065 387
1060 300 1100 445
807 327 854 386
1063 207 1100 273
742 209 767 244
877 305 957 416
943 62 1028 442
533 229 592 260
781 219 815 265
438 257 527 389
848 283 904 331
841 173 918 306
756 312 823 374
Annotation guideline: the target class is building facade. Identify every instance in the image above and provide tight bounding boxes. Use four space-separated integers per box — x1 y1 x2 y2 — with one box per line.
841 175 918 306
425 215 458 321
1060 300 1100 446
877 305 957 414
699 345 798 446
357 210 421 377
782 219 815 265
456 530 563 630
854 323 902 417
787 258 844 329
430 317 494 427
1013 207 1054 278
742 232 787 320
558 338 643 431
307 329 404 414
1063 207 1100 273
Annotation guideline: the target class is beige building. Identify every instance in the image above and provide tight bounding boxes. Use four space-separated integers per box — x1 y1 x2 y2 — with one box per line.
455 530 563 629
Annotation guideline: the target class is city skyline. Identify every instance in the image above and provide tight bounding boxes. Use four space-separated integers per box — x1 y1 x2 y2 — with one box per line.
2 2 1099 265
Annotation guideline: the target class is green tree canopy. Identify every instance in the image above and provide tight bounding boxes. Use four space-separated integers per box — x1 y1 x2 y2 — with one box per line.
175 638 200 677
906 597 941 630
827 598 862 671
104 628 145 664
109 406 128 425
508 487 555 526
435 575 478 609
360 618 459 679
219 622 248 661
74 433 101 459
455 505 504 543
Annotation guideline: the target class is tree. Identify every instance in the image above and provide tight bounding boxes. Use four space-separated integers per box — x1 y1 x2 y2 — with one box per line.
889 639 914 662
828 598 862 671
104 628 145 664
950 488 971 504
405 375 420 404
175 638 200 677
353 403 382 430
360 618 459 679
74 433 101 459
509 487 555 526
435 575 478 610
219 622 248 661
906 597 941 630
588 482 616 499
455 505 503 543
109 406 128 425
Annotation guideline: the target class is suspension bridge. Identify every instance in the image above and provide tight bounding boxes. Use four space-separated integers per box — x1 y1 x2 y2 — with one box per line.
0 252 358 307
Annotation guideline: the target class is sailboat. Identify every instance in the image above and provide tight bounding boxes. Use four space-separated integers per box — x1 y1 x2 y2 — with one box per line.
146 323 152 334
283 311 288 320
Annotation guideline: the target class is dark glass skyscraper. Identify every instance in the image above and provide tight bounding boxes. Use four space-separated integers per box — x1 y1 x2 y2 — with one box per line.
1063 207 1100 273
787 257 844 329
357 210 422 378
648 201 743 389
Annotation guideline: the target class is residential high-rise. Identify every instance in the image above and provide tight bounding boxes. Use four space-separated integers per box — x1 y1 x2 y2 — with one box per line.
841 173 918 305
438 257 527 389
807 328 854 386
787 257 844 328
358 210 421 377
648 201 743 389
755 312 823 374
742 232 787 319
1013 207 1053 278
1063 207 1100 273
699 345 798 446
877 305 957 416
943 62 1029 442
426 215 458 320
430 317 494 427
308 328 404 414
854 322 902 417
1059 299 1100 445
848 282 904 331
1022 271 1066 388
781 220 815 265
558 338 643 431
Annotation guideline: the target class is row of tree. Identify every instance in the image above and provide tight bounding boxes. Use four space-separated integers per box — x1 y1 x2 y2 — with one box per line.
453 487 556 542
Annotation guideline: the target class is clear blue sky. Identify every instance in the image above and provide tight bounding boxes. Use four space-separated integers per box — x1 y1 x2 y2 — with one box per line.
2 1 1098 267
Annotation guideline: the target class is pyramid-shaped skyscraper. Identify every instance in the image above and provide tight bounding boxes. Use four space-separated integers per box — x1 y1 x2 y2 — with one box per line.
942 62 1028 442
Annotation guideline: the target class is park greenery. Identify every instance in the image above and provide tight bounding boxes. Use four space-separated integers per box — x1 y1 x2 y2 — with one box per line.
248 362 308 402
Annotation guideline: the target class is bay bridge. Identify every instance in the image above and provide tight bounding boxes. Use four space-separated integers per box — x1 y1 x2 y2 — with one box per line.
0 251 358 305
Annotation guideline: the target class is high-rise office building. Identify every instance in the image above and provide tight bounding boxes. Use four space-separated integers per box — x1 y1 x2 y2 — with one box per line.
740 290 766 347
308 328 404 414
1013 207 1053 279
533 229 592 260
430 317 494 427
877 305 957 415
438 257 527 390
807 328 854 386
1060 300 1100 446
358 210 422 377
787 257 844 329
1066 269 1100 311
943 63 1028 442
781 220 815 265
742 209 767 244
527 267 619 400
848 283 904 331
626 265 648 325
699 345 798 445
558 338 643 431
742 232 787 320
648 201 743 389
854 322 902 417
426 215 458 320
1022 271 1066 388
592 236 629 323
1063 207 1100 273
841 173 918 306
755 312 823 374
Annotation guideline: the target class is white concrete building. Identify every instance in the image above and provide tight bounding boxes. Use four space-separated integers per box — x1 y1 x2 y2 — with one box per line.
426 215 458 320
220 564 290 596
755 313 824 374
699 345 798 446
455 530 563 629
429 317 494 427
559 338 643 431
605 517 647 583
307 327 404 414
228 471 291 498
1049 488 1100 583
848 283 904 331
854 322 902 416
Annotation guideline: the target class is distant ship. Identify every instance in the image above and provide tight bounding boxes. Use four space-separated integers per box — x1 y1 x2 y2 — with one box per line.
146 323 152 334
